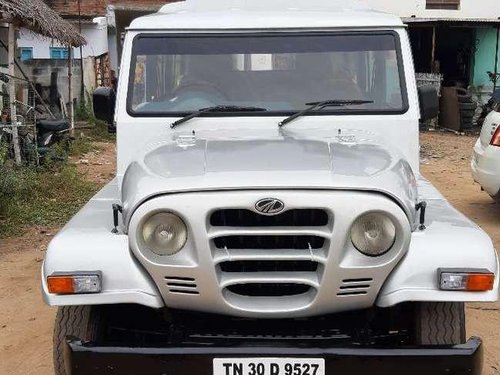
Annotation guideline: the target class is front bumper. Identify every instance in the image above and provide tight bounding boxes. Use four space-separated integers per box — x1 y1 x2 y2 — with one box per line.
65 337 483 375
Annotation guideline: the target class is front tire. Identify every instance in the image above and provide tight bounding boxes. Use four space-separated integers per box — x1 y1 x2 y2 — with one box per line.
414 302 466 345
53 306 103 375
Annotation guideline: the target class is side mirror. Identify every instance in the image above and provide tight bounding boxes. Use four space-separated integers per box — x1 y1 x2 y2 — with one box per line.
93 87 116 133
418 85 439 121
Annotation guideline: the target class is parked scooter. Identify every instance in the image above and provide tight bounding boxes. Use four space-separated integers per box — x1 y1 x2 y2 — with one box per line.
35 119 71 156
477 89 500 126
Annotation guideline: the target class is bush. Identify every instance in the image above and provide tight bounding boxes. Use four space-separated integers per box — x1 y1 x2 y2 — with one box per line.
0 160 97 237
0 120 113 237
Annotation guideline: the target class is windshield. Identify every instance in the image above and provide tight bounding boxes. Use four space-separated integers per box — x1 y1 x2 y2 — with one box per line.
128 33 407 116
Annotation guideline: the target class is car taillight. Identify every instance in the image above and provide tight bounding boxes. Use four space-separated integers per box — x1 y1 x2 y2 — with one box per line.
491 125 500 147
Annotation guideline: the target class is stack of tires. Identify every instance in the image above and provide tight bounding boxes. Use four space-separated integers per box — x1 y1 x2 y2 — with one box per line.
456 87 477 131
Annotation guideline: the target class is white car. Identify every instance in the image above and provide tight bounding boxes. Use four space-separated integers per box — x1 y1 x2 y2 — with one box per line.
472 98 500 201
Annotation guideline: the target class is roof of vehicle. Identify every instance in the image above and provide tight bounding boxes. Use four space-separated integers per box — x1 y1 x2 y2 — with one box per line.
129 0 405 31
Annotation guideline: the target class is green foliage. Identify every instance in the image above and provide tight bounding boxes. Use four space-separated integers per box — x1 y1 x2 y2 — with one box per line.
0 140 8 166
0 105 116 237
75 91 97 123
0 128 111 237
0 163 97 237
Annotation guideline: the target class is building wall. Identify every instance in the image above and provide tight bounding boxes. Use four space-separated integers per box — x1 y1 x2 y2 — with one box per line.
45 0 168 16
17 59 83 117
366 0 500 19
473 27 500 93
44 0 107 17
17 21 108 60
109 0 168 11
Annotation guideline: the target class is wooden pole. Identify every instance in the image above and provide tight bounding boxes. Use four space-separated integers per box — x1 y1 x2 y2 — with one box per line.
68 45 74 135
78 0 85 104
431 25 436 73
8 24 21 165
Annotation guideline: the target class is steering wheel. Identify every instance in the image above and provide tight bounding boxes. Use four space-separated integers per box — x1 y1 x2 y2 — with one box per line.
173 81 228 101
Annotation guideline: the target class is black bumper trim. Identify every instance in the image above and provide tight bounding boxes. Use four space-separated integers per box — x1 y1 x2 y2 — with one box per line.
66 337 483 375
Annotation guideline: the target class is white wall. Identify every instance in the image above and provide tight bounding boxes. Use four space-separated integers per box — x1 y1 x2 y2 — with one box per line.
366 0 500 19
17 18 108 60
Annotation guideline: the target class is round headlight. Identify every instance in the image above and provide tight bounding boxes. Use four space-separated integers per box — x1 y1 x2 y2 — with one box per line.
140 212 188 256
351 212 396 256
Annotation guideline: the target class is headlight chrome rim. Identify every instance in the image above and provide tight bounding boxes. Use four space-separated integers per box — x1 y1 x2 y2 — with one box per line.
139 211 188 256
351 212 397 257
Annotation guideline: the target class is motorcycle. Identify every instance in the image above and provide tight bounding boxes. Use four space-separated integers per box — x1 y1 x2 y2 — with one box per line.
477 88 500 126
35 119 71 156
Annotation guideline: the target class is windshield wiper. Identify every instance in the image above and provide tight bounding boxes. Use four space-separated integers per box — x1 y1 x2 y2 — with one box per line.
279 99 374 127
170 105 267 128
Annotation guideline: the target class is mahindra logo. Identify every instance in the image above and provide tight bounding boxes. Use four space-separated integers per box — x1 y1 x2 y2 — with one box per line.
255 198 285 215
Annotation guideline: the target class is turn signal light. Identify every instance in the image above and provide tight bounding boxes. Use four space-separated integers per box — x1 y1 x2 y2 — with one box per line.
439 269 495 292
47 274 102 295
490 125 500 147
466 274 495 291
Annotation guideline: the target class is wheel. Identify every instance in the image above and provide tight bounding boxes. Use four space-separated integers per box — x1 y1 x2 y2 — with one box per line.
460 109 476 116
458 95 473 103
459 102 477 111
454 87 473 103
414 302 466 345
53 306 103 375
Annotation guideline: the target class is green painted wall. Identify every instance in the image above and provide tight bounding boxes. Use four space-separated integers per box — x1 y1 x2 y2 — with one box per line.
473 27 499 90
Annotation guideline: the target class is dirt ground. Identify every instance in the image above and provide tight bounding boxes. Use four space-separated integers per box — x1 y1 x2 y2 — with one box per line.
0 142 116 375
0 133 499 374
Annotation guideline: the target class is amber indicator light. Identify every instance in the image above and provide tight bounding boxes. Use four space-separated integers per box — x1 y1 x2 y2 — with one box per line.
466 273 495 292
47 276 75 294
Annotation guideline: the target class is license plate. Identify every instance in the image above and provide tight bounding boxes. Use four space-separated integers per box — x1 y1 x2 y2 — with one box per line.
213 358 325 375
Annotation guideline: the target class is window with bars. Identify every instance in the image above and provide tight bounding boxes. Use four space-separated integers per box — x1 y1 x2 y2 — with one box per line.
426 0 460 10
50 47 69 60
20 48 33 61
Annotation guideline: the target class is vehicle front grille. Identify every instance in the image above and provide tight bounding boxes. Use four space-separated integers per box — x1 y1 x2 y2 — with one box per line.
209 207 331 310
210 209 329 227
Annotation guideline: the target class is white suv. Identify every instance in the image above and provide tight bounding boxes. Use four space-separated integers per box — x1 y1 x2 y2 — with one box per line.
42 1 498 374
472 97 500 201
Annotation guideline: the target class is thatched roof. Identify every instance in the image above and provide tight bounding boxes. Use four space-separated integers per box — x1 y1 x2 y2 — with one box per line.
0 0 86 47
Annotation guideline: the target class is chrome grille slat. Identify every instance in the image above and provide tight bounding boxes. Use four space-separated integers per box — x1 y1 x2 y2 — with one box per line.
219 272 320 288
213 235 326 250
208 227 332 239
212 248 327 263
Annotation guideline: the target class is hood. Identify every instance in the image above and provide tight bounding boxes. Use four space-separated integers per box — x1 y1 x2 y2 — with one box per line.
121 129 419 228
